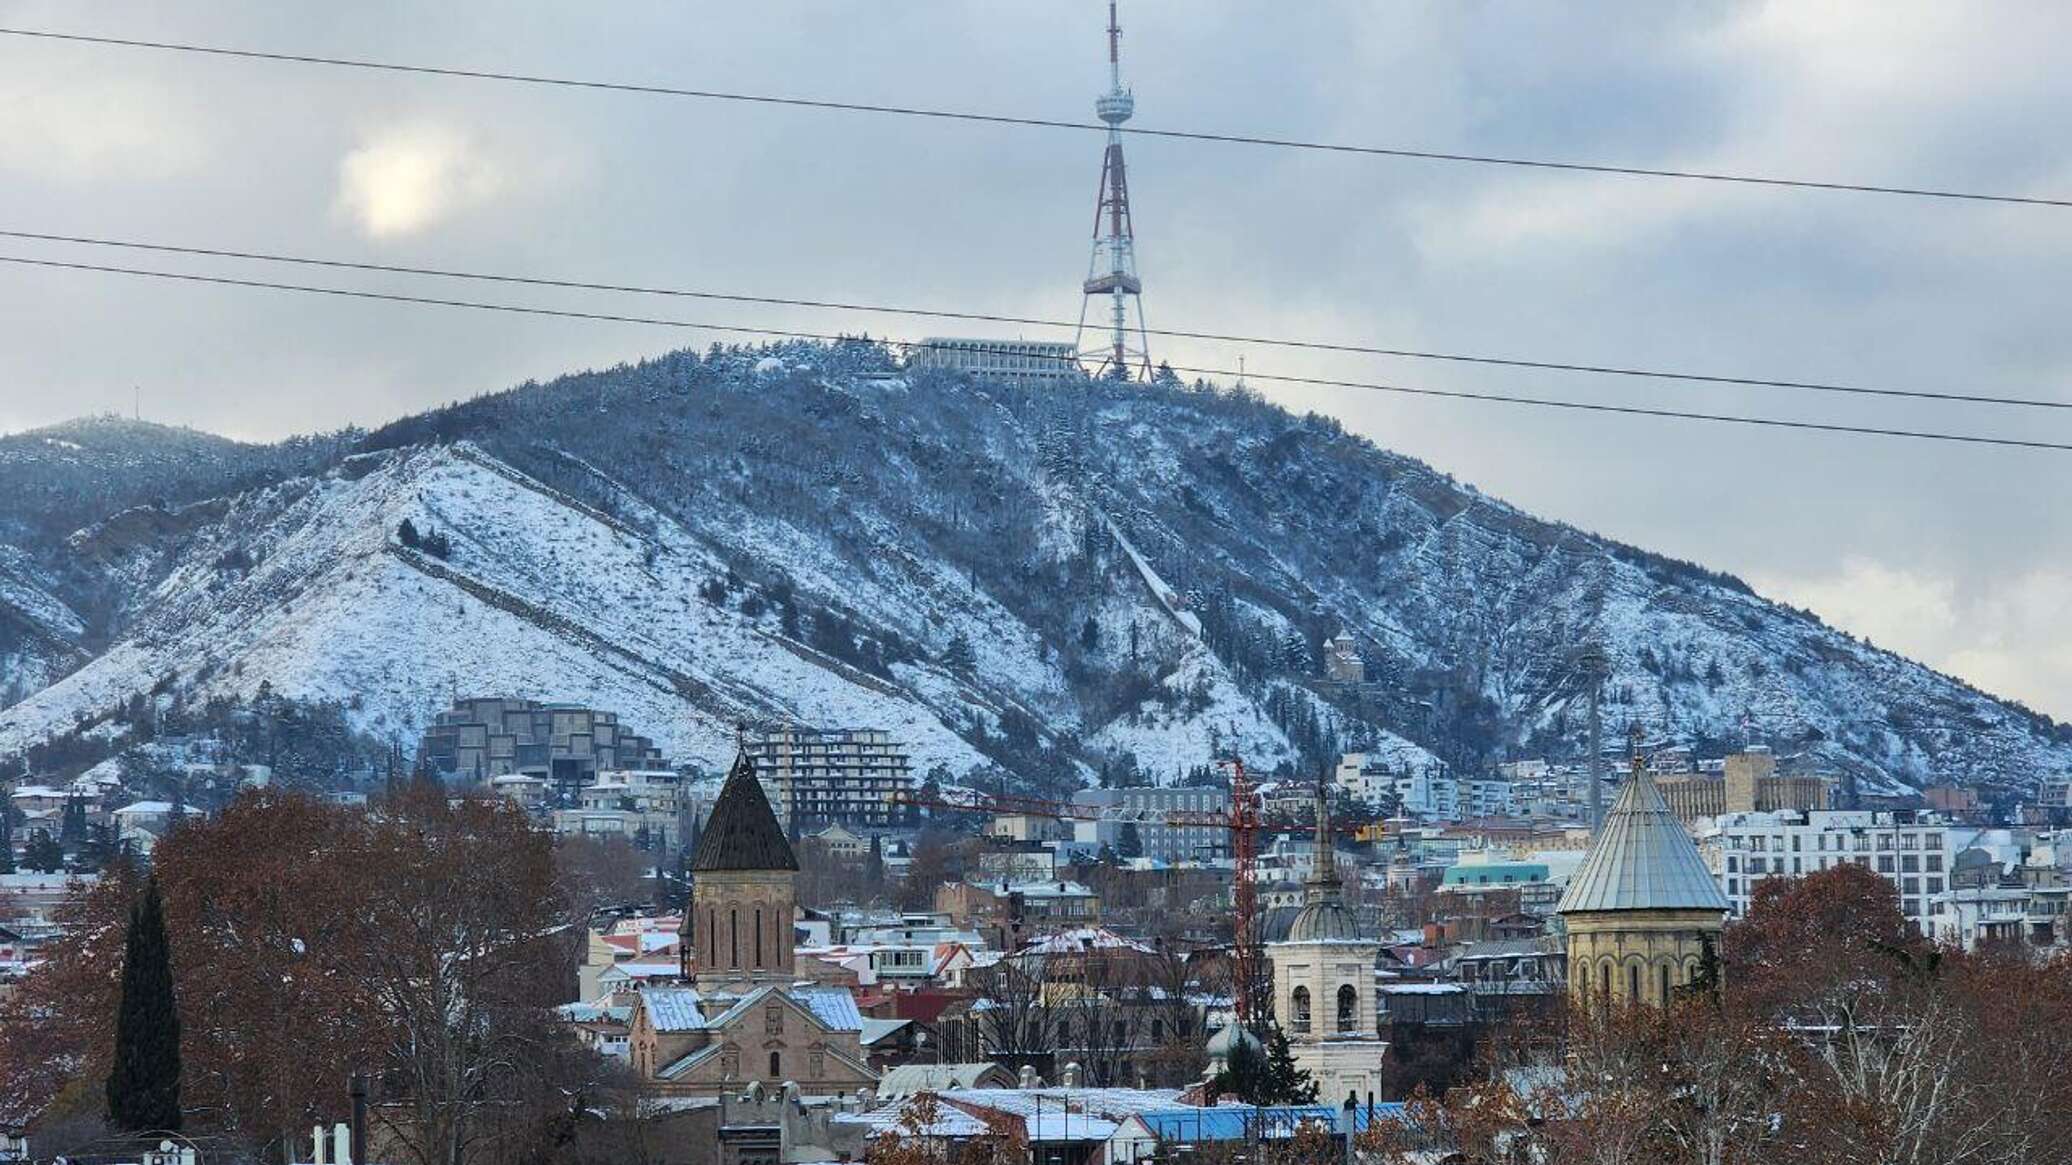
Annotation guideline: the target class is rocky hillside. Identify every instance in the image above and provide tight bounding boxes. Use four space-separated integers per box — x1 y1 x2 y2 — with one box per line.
2 342 2066 795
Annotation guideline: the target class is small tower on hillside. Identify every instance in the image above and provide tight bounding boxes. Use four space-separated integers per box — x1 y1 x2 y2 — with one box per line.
682 751 800 992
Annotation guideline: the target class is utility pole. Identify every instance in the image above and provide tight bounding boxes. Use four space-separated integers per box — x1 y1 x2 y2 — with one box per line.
1576 643 1610 835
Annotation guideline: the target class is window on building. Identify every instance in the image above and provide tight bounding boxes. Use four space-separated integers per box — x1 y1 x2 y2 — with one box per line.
770 1051 782 1079
1878 855 1895 873
1628 963 1640 1000
1337 984 1358 1032
1291 987 1312 1032
1902 855 1918 873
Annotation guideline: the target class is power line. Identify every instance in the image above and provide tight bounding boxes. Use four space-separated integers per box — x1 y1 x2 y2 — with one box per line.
2 26 2067 210
4 228 2064 413
4 252 2068 453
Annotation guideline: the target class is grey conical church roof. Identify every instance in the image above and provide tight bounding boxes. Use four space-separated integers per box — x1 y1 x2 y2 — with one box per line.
1557 764 1727 914
691 751 798 872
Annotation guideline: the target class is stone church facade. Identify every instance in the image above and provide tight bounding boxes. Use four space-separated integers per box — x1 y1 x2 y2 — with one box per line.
627 751 876 1097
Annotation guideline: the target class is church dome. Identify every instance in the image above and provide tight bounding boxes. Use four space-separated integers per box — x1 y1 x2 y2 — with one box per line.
1285 897 1362 943
1206 1022 1262 1061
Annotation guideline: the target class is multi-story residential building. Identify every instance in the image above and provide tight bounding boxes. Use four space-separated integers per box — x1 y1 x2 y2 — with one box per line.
1463 778 1515 819
748 727 912 828
1334 754 1394 806
1924 885 2072 950
1654 747 1833 823
1071 786 1227 862
550 769 690 852
1704 809 1950 933
420 698 667 800
906 337 1081 385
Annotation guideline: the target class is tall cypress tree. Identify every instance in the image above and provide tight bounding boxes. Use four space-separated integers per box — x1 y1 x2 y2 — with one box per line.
108 877 182 1132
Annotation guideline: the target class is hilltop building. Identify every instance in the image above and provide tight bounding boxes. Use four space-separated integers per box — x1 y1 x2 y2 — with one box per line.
1268 782 1385 1102
906 339 1081 385
1558 757 1728 1008
1322 632 1364 684
419 697 666 799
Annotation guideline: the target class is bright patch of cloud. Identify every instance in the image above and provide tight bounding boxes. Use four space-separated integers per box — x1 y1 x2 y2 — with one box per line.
334 122 504 239
1755 559 2072 717
0 81 207 181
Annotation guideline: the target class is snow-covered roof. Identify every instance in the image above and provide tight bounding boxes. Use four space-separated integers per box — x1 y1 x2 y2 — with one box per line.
641 986 707 1033
859 1017 911 1045
1018 927 1152 955
875 1063 1011 1098
836 1102 992 1139
1557 767 1728 915
792 984 864 1031
112 800 200 817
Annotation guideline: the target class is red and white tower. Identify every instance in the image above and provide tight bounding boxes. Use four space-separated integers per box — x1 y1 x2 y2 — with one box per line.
1076 1 1152 381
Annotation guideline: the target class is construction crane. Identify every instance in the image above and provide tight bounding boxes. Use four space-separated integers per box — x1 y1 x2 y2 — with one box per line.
1221 757 1267 1031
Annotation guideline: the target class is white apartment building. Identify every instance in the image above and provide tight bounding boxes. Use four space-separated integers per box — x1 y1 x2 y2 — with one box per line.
1705 810 1950 933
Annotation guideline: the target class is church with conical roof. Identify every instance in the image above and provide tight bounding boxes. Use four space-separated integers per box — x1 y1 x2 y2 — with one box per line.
686 749 801 992
625 751 876 1097
1557 753 1729 1007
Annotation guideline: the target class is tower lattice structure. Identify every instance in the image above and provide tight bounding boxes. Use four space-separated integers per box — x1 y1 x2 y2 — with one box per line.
1076 0 1152 381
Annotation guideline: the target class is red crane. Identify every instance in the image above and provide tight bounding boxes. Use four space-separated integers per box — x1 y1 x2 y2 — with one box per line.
1222 758 1267 1030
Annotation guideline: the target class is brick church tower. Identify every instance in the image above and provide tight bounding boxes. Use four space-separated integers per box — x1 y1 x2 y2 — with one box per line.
682 751 800 992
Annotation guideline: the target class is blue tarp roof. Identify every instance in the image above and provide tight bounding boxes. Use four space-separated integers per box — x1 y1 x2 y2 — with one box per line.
1130 1104 1409 1141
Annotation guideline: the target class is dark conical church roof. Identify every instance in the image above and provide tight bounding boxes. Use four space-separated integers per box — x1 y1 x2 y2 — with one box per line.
692 751 798 872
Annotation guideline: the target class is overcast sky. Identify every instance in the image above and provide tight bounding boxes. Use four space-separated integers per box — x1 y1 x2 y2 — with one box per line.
1 1 2068 720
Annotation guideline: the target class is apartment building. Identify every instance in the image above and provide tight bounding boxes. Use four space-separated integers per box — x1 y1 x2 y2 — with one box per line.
1654 747 1832 823
1704 809 1950 933
748 727 912 828
420 697 667 800
1071 786 1227 862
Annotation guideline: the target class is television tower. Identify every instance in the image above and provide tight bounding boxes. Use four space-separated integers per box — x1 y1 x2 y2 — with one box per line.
1075 1 1152 381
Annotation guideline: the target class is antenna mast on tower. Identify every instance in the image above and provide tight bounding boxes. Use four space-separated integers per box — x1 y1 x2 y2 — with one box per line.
1075 0 1152 381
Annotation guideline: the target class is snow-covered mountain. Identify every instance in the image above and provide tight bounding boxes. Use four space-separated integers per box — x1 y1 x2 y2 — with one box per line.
2 341 2066 795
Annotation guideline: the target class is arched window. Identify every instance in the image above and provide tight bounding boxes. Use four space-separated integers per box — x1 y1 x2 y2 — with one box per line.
1659 962 1672 1005
769 1051 781 1079
1598 958 1614 1004
1576 960 1589 994
1336 984 1358 1032
730 909 740 967
1291 986 1312 1032
1627 962 1640 1002
755 908 764 967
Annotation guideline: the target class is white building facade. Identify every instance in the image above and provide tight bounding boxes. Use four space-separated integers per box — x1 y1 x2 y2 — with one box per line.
1705 810 1950 934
